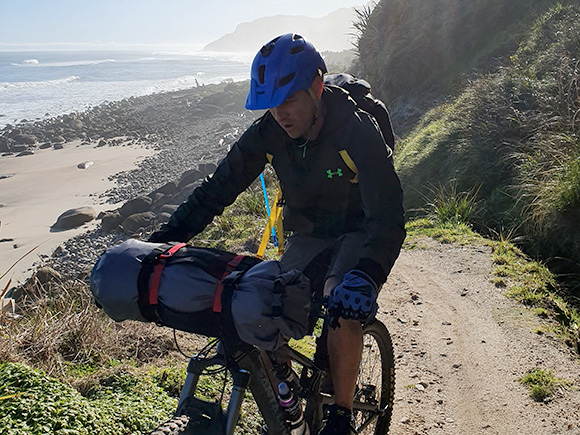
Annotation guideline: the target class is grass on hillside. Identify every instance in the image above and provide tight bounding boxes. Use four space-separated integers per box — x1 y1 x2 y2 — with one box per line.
354 0 557 130
394 3 580 295
406 185 580 352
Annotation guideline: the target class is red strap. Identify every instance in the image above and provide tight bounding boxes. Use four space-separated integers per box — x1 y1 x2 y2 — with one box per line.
149 243 186 306
213 255 246 313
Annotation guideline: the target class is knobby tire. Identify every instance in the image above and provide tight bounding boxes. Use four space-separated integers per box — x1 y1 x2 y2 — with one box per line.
353 320 396 435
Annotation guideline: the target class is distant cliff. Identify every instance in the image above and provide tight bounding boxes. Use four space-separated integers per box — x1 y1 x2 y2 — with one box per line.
203 7 359 53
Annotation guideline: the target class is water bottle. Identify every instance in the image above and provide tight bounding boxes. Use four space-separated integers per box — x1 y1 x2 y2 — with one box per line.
278 382 309 435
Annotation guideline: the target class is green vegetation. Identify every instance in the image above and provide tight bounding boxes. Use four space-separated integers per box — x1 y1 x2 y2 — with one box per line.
406 196 580 349
364 2 580 310
191 165 279 259
355 0 560 130
518 368 571 402
0 362 176 434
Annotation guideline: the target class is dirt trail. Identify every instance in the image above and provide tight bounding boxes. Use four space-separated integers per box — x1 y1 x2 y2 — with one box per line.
376 240 580 435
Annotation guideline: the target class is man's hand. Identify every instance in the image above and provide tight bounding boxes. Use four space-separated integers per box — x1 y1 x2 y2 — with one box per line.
147 225 188 244
327 270 378 329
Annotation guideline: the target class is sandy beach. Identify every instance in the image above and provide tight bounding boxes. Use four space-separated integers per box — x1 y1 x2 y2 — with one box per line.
0 141 155 284
0 82 251 289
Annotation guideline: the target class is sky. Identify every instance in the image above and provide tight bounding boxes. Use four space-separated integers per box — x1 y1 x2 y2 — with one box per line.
0 0 368 51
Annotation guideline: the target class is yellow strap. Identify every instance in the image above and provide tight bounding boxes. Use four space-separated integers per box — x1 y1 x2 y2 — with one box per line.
338 150 359 183
256 187 284 258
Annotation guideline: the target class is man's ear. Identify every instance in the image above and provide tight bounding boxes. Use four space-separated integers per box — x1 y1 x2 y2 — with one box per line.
312 75 324 99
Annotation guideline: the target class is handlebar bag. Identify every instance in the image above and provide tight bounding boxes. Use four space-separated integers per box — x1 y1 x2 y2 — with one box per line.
90 239 311 348
232 260 311 351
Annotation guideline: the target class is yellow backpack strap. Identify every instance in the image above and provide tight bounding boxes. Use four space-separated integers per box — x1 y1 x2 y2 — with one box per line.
273 188 284 255
338 149 358 183
256 186 284 258
266 153 273 164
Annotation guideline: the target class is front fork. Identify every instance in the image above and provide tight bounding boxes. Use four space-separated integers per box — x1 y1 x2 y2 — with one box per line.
176 351 251 435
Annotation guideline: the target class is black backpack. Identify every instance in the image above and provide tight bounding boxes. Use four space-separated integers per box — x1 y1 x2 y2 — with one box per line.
324 73 395 150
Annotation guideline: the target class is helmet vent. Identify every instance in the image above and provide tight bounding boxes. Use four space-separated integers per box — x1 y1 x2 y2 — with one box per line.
279 73 296 88
261 36 281 57
290 46 304 55
258 65 266 84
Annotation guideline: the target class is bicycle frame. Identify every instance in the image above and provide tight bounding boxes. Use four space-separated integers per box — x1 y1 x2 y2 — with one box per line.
173 339 330 435
169 319 393 435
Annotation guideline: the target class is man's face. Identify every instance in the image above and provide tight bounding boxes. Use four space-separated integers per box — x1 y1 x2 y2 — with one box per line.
269 89 316 139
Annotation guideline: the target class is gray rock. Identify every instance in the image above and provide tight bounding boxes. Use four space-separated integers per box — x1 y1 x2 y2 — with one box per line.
150 180 178 196
160 204 179 214
199 163 217 177
121 212 156 233
53 206 97 230
156 212 172 224
77 161 94 169
152 193 176 208
119 196 152 217
100 210 124 232
10 144 28 153
16 150 34 157
12 134 37 145
35 266 62 284
178 169 203 189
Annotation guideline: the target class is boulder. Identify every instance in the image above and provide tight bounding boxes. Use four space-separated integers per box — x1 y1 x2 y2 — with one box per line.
10 144 28 153
178 169 203 189
12 134 37 145
199 163 217 178
119 196 152 217
152 193 176 208
160 204 179 215
121 212 156 234
150 180 178 197
35 267 62 285
156 212 172 224
100 210 124 232
16 150 34 157
52 206 97 230
173 180 202 204
77 161 94 169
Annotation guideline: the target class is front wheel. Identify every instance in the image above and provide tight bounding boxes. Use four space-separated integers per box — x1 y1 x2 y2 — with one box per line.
352 320 396 434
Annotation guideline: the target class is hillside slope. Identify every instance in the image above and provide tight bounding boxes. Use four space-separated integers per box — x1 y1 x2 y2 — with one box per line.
355 1 580 288
355 0 559 131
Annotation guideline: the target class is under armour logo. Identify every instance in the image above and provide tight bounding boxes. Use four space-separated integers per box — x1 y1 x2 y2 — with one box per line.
326 169 343 179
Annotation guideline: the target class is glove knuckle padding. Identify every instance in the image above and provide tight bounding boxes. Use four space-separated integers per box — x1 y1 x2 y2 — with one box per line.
327 270 378 327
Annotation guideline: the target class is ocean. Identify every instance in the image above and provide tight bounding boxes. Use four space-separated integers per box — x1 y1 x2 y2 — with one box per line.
0 50 254 128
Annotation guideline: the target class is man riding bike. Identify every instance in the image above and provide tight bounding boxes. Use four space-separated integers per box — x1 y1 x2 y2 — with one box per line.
149 33 405 434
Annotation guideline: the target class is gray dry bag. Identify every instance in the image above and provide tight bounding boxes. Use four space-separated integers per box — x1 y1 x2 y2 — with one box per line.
90 239 311 351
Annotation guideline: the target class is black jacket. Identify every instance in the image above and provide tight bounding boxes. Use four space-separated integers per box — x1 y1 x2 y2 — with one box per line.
151 86 405 284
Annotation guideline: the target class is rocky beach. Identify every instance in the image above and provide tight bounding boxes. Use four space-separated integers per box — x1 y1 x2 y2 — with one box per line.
0 81 256 290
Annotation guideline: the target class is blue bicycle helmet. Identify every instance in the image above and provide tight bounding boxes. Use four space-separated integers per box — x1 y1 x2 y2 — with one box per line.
245 33 327 110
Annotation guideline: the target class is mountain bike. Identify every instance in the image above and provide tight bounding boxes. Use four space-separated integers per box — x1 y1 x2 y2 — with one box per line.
148 310 395 435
